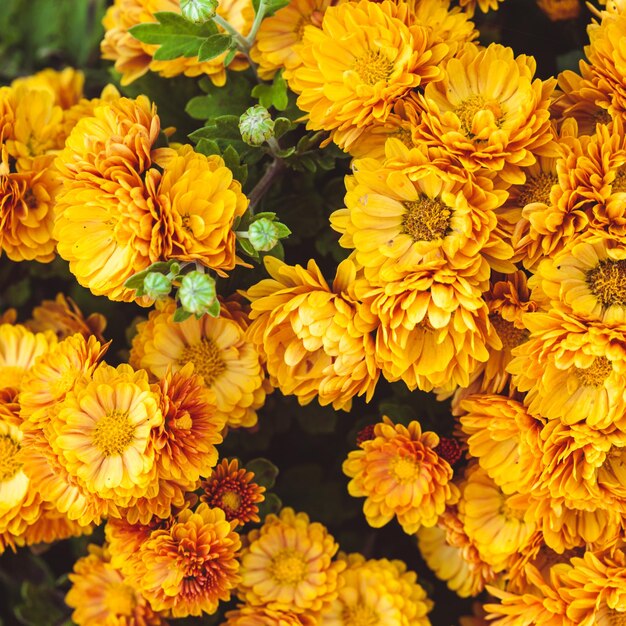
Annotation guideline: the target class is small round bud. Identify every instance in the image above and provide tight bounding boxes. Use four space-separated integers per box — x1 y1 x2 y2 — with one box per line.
143 272 172 299
239 105 275 147
248 217 280 252
179 271 217 315
181 0 218 22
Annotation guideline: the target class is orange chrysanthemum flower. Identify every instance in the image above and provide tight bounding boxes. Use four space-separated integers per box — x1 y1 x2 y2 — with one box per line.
417 506 498 598
317 553 433 625
223 606 317 626
238 507 344 613
200 459 265 526
287 0 447 151
537 0 580 21
101 0 252 87
131 298 267 428
413 43 557 185
343 417 459 534
245 257 379 411
26 294 107 342
508 308 626 431
66 544 167 626
125 503 241 617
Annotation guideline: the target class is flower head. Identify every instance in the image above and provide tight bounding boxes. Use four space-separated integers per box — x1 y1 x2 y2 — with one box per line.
343 417 459 534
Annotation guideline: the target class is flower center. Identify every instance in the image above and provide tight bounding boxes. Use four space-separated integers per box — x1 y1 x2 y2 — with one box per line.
518 172 557 206
353 49 393 86
221 490 242 512
402 197 451 242
392 455 419 482
394 127 413 147
270 549 307 585
343 604 380 626
613 169 626 193
103 581 136 616
0 434 21 481
500 499 525 520
454 94 504 137
93 410 135 456
179 339 226 386
598 607 626 625
575 356 612 388
490 314 529 350
587 259 626 308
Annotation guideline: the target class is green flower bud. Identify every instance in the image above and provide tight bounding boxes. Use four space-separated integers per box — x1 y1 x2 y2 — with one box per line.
180 0 219 22
239 105 275 147
248 217 280 252
143 272 172 299
179 271 217 315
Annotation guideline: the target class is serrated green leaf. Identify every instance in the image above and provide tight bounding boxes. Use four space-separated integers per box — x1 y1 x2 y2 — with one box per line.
195 137 221 155
147 261 176 273
185 72 253 119
251 71 289 111
254 211 277 220
173 308 193 323
247 457 279 489
222 144 248 183
197 33 232 61
275 146 296 158
129 12 217 61
273 223 291 238
273 117 294 139
124 271 149 289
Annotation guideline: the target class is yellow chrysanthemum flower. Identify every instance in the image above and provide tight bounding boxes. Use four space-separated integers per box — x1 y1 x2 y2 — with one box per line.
131 298 266 428
238 507 345 614
460 465 535 572
417 506 497 598
245 257 379 411
287 0 447 151
156 145 248 274
413 43 557 185
101 0 252 87
250 0 334 80
317 553 433 625
0 323 56 390
331 154 511 283
223 606 317 626
343 417 459 534
508 308 626 431
537 0 580 20
459 394 543 495
53 363 163 504
66 544 167 626
26 294 107 342
125 503 241 617
11 67 84 109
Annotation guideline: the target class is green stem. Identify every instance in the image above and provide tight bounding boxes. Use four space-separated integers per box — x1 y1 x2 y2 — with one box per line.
212 14 248 51
248 157 286 213
244 0 267 47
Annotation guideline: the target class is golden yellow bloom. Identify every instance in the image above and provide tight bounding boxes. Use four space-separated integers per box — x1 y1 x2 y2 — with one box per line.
413 43 557 185
125 503 241 617
245 257 379 411
54 96 174 303
0 386 20 428
156 144 248 274
537 0 580 20
287 0 447 151
559 548 626 625
317 553 433 625
417 506 497 598
250 0 334 80
223 606 317 626
460 465 535 572
200 458 265 526
102 0 251 87
238 507 344 613
0 323 56 390
26 294 107 342
132 298 266 428
343 417 459 534
53 363 163 504
66 544 167 626
459 394 543 495
331 155 511 283
508 308 626 431
11 67 84 110
0 309 16 325
0 152 59 263
458 0 505 17
485 564 574 626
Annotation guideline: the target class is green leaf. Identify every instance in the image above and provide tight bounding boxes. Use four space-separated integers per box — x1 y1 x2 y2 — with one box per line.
251 71 289 111
273 223 291 238
173 308 193 323
223 45 238 66
204 299 221 317
197 33 233 61
124 270 149 290
254 211 277 220
252 0 290 17
256 492 282 519
273 116 295 139
222 144 248 184
247 457 279 489
129 11 217 60
195 137 221 156
238 237 259 259
185 72 253 119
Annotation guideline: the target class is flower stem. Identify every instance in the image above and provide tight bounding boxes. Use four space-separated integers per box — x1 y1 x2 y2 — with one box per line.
212 14 249 51
248 158 286 214
244 0 267 47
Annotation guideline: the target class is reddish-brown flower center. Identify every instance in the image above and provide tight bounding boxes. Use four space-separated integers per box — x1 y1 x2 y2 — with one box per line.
587 259 626 308
575 356 612 388
402 197 451 242
0 434 21 481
